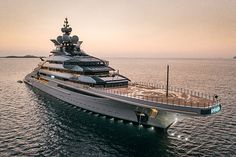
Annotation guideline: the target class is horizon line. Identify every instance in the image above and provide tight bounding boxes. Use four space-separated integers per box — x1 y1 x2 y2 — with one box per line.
0 55 234 60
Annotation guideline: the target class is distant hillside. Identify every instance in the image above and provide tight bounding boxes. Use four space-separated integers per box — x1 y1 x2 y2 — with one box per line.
0 55 46 58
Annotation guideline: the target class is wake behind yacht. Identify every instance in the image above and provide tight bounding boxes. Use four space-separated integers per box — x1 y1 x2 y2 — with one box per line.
24 18 221 131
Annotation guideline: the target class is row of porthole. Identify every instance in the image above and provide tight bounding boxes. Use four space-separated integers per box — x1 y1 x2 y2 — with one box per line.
53 90 159 131
66 94 120 117
46 84 100 118
54 93 159 132
82 109 157 131
34 83 179 134
57 94 125 121
35 86 187 137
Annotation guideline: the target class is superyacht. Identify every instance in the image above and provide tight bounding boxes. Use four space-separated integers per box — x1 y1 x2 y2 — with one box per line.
24 18 221 131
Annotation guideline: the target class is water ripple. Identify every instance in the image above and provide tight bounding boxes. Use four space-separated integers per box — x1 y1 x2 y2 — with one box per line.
0 58 236 156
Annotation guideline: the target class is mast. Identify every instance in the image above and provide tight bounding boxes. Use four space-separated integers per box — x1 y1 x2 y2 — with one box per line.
166 65 169 97
50 18 83 55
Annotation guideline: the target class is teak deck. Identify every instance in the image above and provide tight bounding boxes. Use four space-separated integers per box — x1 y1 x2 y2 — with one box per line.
102 84 215 108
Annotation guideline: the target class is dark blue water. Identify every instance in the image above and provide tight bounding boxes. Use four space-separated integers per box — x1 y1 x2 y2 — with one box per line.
0 58 235 156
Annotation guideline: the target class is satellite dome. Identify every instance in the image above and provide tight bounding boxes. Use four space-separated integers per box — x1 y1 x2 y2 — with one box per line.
71 35 79 44
61 28 66 33
62 34 70 42
57 36 63 43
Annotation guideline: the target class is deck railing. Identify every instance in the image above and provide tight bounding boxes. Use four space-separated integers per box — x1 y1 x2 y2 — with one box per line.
130 81 215 101
46 76 218 109
93 82 218 109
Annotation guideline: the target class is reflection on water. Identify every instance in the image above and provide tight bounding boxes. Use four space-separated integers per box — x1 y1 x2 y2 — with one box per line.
0 58 236 156
31 88 170 156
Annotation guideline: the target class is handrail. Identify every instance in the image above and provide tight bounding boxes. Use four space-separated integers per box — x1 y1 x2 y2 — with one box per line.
93 84 218 109
130 81 215 101
41 75 218 109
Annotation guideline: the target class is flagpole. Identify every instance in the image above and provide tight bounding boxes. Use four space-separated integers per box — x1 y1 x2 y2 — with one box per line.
166 65 169 98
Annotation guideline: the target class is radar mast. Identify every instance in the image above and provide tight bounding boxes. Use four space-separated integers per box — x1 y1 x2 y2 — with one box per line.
50 18 84 56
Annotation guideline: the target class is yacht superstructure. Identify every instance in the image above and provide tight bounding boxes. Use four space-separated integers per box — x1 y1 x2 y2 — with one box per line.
24 18 221 131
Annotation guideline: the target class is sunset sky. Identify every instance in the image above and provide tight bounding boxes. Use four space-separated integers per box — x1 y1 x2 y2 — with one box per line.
0 0 235 58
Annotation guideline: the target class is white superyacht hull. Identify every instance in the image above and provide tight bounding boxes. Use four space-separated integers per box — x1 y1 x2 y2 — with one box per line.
23 18 221 133
24 75 184 130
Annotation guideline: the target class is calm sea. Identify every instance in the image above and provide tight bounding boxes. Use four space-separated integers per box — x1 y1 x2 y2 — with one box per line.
0 58 235 156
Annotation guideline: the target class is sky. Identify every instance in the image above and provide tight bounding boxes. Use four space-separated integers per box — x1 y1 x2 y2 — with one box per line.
0 0 235 58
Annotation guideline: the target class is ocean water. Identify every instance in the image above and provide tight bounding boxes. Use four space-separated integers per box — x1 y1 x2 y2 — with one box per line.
0 58 235 156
